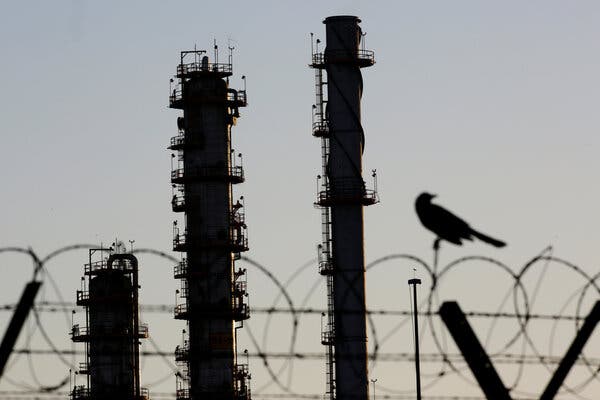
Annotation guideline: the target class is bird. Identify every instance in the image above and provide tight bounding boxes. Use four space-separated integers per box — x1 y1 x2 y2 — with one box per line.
415 192 506 248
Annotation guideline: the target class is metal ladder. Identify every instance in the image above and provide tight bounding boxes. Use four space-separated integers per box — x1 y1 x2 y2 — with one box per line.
314 63 336 400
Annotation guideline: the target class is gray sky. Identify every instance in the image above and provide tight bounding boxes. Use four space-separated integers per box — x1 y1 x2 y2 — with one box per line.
1 1 599 398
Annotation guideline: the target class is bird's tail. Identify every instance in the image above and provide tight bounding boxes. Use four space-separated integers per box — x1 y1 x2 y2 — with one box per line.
471 229 506 248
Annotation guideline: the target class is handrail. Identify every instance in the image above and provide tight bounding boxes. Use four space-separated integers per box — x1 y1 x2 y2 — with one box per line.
174 226 248 247
139 388 150 400
172 193 185 208
312 49 375 66
71 385 90 399
174 303 188 318
170 87 246 107
76 290 89 302
84 258 134 275
316 177 379 205
71 324 148 338
173 259 187 277
177 61 232 76
170 134 185 148
176 388 190 400
227 89 247 105
171 165 244 182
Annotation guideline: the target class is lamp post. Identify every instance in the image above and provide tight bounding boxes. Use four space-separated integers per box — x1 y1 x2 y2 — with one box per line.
409 277 422 400
370 378 377 400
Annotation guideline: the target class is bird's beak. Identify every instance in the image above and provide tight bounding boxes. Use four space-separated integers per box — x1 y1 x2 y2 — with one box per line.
431 194 437 199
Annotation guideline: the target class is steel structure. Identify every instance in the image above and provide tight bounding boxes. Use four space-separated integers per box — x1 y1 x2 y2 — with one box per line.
71 247 148 400
169 48 250 400
310 16 377 400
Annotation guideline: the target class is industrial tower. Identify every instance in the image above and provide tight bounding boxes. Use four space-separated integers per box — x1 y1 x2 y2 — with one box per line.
71 246 148 400
311 16 377 400
169 48 250 400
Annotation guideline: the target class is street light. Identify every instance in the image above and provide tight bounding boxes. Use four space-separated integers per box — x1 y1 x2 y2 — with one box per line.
370 378 377 400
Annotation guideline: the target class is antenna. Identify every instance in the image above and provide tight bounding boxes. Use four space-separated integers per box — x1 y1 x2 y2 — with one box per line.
214 39 218 64
228 45 235 66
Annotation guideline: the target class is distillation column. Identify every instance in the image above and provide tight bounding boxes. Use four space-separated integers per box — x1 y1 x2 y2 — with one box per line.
169 49 250 400
312 16 376 400
71 248 148 400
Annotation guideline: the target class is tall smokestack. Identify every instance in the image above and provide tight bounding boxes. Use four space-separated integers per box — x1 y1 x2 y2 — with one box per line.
169 48 251 400
311 15 377 400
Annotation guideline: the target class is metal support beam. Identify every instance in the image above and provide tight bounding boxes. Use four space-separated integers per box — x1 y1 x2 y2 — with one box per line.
439 301 511 400
540 300 600 400
0 281 42 380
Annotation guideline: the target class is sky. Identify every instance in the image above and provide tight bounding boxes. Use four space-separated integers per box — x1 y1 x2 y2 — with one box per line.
1 1 600 399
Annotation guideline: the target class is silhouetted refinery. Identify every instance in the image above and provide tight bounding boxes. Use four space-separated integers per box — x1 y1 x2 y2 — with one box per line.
71 244 148 400
169 47 251 400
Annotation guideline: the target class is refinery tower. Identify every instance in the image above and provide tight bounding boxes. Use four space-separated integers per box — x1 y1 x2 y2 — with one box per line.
169 47 251 400
71 246 148 400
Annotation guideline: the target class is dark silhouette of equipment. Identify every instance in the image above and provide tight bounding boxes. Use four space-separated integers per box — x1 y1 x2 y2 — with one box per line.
415 192 506 248
439 302 512 400
0 281 41 381
440 300 600 400
71 248 148 400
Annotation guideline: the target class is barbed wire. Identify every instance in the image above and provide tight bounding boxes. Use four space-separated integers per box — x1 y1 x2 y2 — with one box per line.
0 244 598 399
1 302 590 321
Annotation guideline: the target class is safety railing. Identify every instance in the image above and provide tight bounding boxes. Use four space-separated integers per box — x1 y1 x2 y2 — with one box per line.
76 290 89 305
71 324 148 340
318 250 334 276
173 259 188 278
227 89 247 107
316 178 378 206
84 258 134 275
71 385 90 400
321 329 335 345
313 121 330 137
176 388 190 400
312 49 375 67
169 134 185 149
234 363 251 400
171 193 185 212
173 227 248 252
175 341 189 362
174 303 188 319
177 61 232 77
171 165 244 184
78 361 89 374
139 388 150 400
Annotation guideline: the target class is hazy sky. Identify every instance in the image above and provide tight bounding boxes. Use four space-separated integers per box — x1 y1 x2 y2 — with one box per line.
1 1 599 399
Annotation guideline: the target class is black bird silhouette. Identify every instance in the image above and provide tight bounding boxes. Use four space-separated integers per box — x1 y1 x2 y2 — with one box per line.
415 192 506 248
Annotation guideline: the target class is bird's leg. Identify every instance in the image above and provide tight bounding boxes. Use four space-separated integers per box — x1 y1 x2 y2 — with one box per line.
432 238 441 272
